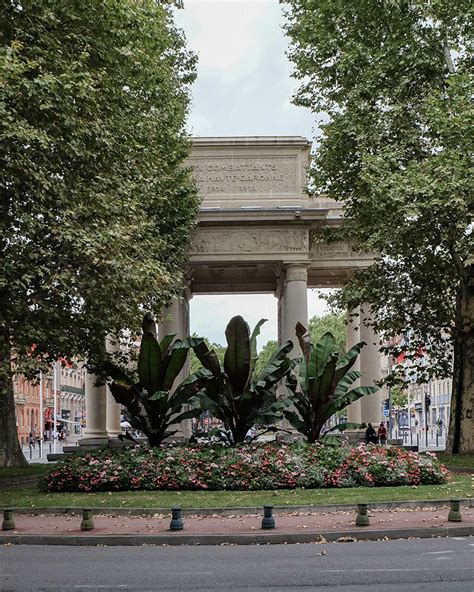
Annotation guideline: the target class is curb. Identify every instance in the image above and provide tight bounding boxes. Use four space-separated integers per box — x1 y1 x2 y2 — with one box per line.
7 498 473 517
1 525 473 547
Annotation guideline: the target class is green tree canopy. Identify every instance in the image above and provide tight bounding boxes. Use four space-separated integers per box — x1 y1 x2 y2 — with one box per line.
284 0 473 453
309 313 345 353
0 0 198 466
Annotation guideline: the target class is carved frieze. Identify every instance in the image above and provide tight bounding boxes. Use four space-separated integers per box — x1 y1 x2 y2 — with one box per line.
191 229 309 255
189 156 298 195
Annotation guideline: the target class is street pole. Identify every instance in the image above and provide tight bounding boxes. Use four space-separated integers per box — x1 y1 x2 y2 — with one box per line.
39 372 43 459
387 355 393 439
53 362 57 453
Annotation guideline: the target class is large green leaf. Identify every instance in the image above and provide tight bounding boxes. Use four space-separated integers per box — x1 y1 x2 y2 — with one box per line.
333 369 362 398
224 315 251 395
314 332 337 379
159 334 176 358
138 332 161 393
325 385 378 418
295 322 310 363
283 409 308 435
101 361 135 389
148 390 168 402
313 351 338 402
248 318 267 379
333 342 366 384
161 345 189 391
192 341 222 375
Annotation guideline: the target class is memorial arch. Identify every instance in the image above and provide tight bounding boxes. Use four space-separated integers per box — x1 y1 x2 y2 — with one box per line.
82 137 385 444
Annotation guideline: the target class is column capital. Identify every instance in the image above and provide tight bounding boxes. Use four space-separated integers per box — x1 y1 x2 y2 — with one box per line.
284 263 309 283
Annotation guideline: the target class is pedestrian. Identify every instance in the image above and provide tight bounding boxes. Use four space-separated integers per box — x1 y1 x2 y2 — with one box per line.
28 431 35 449
437 417 444 436
365 423 377 445
377 422 387 445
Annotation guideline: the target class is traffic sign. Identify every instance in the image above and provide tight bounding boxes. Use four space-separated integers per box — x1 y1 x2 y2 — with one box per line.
383 409 389 417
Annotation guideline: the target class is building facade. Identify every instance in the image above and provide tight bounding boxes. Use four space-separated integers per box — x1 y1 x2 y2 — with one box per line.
14 364 86 446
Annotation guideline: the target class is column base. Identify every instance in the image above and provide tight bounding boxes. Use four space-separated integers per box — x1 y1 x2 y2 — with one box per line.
77 436 109 448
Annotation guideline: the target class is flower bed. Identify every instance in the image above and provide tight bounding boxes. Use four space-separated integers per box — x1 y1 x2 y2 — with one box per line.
40 443 448 493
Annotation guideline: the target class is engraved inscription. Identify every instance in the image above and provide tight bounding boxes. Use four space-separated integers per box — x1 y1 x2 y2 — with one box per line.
192 229 309 255
312 242 350 257
189 157 297 195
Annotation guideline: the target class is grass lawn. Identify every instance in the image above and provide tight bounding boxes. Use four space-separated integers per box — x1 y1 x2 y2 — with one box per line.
0 474 471 510
0 465 51 479
436 452 474 468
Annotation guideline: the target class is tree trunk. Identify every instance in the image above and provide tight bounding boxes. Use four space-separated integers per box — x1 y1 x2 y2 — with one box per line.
447 267 474 454
0 336 28 467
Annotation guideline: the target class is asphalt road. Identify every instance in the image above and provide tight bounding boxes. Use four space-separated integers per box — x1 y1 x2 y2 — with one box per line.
1 537 473 591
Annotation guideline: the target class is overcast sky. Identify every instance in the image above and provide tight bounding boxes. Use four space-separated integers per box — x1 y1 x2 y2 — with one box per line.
175 0 331 348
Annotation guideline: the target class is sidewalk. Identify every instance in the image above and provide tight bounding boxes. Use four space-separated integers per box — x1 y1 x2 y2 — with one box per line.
1 504 473 546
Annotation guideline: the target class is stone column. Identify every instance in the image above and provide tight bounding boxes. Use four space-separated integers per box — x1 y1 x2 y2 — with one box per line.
359 306 383 425
158 290 192 440
346 308 362 424
280 263 309 356
106 388 122 438
106 338 122 438
277 264 308 431
81 373 108 444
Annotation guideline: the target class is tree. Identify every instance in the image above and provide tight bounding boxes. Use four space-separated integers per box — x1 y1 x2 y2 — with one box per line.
390 384 408 409
309 313 346 353
283 325 377 442
253 340 278 378
0 0 198 466
284 0 473 452
192 316 294 444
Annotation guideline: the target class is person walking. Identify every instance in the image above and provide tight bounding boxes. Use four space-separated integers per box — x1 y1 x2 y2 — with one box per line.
28 431 35 449
378 422 388 445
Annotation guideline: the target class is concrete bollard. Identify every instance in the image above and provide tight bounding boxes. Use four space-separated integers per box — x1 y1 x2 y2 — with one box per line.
80 509 95 531
2 509 15 531
170 507 184 531
448 499 462 522
355 503 370 526
261 505 275 530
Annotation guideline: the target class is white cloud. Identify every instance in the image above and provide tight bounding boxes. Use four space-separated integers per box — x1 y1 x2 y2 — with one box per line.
175 0 314 138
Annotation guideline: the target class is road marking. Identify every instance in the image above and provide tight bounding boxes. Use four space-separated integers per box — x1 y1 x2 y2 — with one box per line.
353 569 431 573
73 586 129 589
422 550 454 555
159 572 214 575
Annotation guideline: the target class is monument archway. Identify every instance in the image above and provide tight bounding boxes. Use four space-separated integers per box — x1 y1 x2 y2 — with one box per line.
83 137 385 444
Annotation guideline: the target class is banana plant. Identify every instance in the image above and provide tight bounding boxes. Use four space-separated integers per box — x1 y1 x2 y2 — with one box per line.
191 315 295 444
102 314 206 446
283 323 378 443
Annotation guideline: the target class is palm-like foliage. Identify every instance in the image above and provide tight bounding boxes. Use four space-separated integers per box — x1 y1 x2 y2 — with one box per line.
284 323 378 443
192 315 294 444
102 315 205 446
